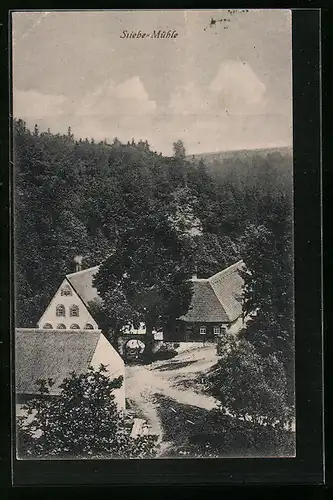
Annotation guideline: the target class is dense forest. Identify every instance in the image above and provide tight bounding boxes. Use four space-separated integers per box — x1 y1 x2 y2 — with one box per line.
13 118 293 344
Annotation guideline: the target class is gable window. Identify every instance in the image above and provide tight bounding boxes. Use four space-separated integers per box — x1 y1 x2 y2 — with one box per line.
70 324 80 329
61 285 72 296
43 323 53 329
213 326 221 335
70 304 79 317
84 323 94 330
199 326 206 335
57 324 66 329
56 304 65 317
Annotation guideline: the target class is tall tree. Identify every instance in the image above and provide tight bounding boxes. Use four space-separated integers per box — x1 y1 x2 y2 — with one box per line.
238 211 294 400
93 203 195 359
172 139 186 160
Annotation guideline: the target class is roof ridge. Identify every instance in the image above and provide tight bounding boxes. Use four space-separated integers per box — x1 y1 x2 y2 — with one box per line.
207 278 230 319
66 265 100 278
209 259 244 281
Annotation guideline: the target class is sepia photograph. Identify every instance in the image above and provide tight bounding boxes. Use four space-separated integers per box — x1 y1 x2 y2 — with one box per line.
12 9 295 460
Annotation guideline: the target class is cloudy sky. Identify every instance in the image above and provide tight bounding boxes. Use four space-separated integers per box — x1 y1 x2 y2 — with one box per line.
12 9 292 155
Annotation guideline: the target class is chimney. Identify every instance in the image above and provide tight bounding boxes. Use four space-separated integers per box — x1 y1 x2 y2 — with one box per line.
74 255 83 272
191 265 198 280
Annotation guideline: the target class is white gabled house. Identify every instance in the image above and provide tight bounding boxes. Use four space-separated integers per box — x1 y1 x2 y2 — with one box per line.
37 262 162 339
36 259 247 342
37 266 100 331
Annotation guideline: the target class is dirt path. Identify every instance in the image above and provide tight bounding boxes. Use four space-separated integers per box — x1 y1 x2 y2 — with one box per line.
125 343 219 449
125 343 295 454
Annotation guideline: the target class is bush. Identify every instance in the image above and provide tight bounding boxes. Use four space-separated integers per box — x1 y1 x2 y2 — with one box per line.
16 365 158 459
206 410 294 456
208 336 295 455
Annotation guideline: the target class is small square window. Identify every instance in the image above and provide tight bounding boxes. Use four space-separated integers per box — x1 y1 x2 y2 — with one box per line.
199 326 206 335
213 326 221 335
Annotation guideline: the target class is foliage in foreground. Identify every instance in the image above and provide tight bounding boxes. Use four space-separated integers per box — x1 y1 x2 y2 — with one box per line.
153 389 294 459
17 365 158 459
238 221 294 389
165 414 295 458
211 336 294 427
203 336 295 456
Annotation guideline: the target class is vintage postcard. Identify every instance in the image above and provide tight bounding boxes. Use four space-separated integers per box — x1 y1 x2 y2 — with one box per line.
12 9 295 461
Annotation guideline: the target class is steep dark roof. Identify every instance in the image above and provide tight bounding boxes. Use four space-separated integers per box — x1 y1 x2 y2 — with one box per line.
180 260 244 324
15 329 101 396
66 266 100 305
180 280 229 323
209 260 245 322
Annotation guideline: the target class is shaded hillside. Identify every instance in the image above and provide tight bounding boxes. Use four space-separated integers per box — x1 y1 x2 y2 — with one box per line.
188 146 293 201
14 119 293 327
188 146 293 166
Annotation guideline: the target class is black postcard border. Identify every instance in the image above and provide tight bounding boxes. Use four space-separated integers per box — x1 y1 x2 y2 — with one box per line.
0 6 324 489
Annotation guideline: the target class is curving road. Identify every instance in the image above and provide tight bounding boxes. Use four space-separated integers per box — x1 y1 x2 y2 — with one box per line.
125 343 219 452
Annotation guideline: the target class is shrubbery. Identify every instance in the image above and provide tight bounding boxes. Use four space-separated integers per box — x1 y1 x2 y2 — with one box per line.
208 336 295 456
17 365 158 459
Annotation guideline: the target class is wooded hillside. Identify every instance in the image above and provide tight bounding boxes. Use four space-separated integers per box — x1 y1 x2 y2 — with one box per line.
14 119 293 328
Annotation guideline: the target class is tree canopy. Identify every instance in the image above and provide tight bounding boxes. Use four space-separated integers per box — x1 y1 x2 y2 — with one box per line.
17 365 158 458
93 201 196 355
14 118 293 367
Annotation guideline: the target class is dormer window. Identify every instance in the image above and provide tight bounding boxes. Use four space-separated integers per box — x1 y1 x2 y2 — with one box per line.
57 323 66 329
70 304 79 317
56 304 65 317
61 285 72 296
84 323 94 330
43 323 53 329
70 324 80 329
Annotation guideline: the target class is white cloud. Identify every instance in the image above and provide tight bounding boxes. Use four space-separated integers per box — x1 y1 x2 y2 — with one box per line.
168 60 266 116
76 76 156 116
209 60 266 114
14 76 156 122
13 68 288 156
13 89 67 118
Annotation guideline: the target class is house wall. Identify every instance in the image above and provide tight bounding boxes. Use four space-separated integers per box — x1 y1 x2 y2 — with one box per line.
16 402 42 442
166 316 244 342
91 334 126 412
37 279 99 330
186 323 228 342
